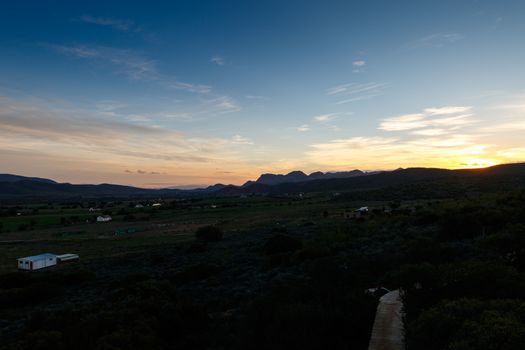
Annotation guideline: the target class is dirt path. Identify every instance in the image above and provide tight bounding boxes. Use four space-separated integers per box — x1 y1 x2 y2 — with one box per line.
368 289 405 350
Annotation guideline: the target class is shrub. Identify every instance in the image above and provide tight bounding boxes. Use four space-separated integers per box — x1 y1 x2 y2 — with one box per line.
195 225 223 242
172 264 221 284
186 241 208 253
292 244 330 262
263 234 303 255
272 226 288 234
407 299 525 350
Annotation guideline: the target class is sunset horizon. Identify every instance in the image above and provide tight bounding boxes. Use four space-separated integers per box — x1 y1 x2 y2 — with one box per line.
3 2 525 349
2 1 525 187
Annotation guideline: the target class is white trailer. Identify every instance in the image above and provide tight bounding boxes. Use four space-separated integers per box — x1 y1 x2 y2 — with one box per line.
17 253 57 271
56 253 80 263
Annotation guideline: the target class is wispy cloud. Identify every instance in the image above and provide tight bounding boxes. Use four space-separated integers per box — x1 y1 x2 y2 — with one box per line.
306 134 495 170
79 15 134 31
169 81 212 94
51 45 157 80
245 95 267 100
125 169 163 175
210 55 225 66
51 44 212 94
126 114 153 123
424 106 472 115
314 113 338 122
297 124 310 132
231 135 253 145
305 103 517 170
379 114 426 131
147 96 240 123
482 121 525 131
379 107 476 131
411 128 449 136
0 95 236 165
326 82 388 104
352 60 366 73
208 96 241 114
410 33 464 48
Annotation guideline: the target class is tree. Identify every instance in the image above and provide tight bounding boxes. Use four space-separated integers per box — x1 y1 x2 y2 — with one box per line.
195 225 223 242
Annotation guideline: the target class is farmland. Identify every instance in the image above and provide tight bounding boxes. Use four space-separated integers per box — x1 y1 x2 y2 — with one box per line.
1 188 525 350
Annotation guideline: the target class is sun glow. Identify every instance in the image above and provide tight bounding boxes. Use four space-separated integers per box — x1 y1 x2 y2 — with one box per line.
459 159 499 169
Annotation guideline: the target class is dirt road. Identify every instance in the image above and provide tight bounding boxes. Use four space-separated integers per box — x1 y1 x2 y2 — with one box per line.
368 289 405 350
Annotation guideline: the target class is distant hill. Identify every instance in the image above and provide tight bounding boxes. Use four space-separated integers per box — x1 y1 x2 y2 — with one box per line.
0 180 158 199
1 163 525 201
250 169 366 186
216 163 525 196
0 174 57 184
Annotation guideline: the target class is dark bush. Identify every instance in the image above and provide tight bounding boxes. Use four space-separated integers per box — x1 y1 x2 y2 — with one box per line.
241 262 376 350
53 268 96 285
123 214 136 221
186 241 208 253
0 282 60 308
172 264 221 284
292 244 330 262
271 226 288 234
0 272 33 289
263 234 303 255
195 225 223 242
407 299 525 350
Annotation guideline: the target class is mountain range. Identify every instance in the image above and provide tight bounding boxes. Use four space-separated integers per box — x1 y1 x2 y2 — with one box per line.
247 169 367 186
1 163 525 201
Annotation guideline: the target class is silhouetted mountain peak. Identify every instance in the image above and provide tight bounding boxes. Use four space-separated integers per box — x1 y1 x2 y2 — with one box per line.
252 169 365 186
0 174 57 184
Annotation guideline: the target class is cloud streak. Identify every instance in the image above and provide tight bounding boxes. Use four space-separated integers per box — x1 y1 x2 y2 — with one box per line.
51 44 213 94
297 124 310 132
326 82 388 104
306 103 525 170
210 55 225 66
352 60 366 73
410 33 464 48
231 135 254 145
314 113 338 122
0 96 240 165
379 107 477 131
79 15 135 31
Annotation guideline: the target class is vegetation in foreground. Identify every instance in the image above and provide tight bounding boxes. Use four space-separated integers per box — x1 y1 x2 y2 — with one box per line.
0 187 525 349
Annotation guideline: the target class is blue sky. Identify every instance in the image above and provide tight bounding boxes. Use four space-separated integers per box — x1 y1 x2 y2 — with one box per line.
1 1 525 187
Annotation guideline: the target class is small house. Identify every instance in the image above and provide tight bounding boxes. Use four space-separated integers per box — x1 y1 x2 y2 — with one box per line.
96 215 112 222
152 203 162 207
18 253 57 270
135 204 144 208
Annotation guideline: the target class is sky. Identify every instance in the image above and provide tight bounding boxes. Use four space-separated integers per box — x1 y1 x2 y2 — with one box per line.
1 0 525 187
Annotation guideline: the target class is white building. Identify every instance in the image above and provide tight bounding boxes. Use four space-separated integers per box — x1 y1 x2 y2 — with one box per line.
18 253 57 270
96 215 112 222
56 253 79 263
135 204 144 208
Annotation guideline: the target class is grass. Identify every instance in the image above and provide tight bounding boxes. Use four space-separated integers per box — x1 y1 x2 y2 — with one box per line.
0 194 388 274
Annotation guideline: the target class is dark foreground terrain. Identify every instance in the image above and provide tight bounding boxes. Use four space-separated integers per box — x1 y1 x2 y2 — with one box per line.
1 167 525 349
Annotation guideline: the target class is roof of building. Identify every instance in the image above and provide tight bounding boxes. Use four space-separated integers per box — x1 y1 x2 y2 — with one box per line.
56 253 79 259
19 253 56 261
97 215 112 218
